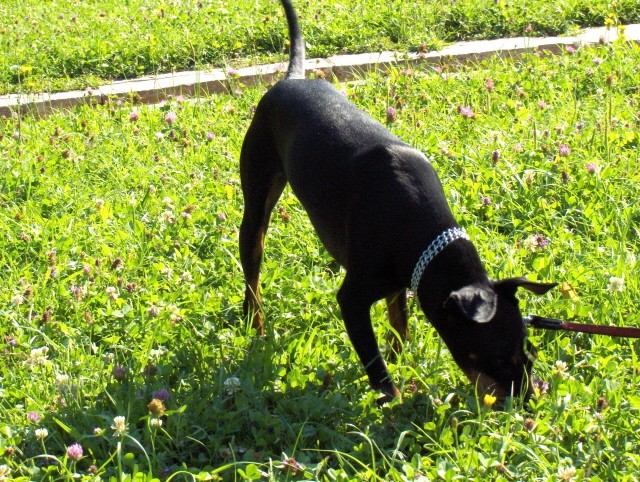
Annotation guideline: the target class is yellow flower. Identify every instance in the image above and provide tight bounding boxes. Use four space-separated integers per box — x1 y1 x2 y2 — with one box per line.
147 398 166 417
483 393 497 407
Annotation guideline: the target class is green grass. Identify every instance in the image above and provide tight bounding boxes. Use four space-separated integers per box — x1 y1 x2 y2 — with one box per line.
2 36 640 480
1 0 640 95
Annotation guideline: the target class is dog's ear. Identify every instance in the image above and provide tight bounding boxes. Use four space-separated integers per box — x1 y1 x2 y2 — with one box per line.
494 277 558 296
444 284 497 324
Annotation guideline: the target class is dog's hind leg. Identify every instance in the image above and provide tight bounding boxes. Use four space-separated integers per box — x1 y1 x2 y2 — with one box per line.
239 130 286 335
386 289 409 359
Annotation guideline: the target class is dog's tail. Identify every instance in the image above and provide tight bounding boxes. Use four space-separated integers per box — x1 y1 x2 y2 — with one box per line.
280 0 305 79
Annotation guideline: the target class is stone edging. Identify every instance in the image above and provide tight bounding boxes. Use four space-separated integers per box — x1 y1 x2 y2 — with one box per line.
1 24 639 118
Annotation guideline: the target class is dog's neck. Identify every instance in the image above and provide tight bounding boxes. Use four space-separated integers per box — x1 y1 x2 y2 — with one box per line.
410 227 470 293
414 238 489 323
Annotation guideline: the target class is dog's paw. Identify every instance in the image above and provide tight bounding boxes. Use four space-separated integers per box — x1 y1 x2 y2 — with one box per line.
375 385 401 406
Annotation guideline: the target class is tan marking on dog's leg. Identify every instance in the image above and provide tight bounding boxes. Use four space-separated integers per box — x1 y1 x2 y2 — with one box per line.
386 290 408 359
239 173 287 336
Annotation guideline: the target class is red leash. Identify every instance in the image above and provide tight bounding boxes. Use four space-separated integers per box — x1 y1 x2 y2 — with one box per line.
525 315 640 339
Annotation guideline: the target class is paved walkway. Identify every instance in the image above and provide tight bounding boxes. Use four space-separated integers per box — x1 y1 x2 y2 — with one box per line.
1 24 639 118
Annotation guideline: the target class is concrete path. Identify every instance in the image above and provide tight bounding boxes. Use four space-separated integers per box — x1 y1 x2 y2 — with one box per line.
1 24 639 118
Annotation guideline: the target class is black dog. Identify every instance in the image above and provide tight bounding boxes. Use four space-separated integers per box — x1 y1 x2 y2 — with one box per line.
239 0 556 403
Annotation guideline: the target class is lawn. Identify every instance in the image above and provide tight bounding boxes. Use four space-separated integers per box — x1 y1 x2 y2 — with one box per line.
1 0 640 95
2 32 640 479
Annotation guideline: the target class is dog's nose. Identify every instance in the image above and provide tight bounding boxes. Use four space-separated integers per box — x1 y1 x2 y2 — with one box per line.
462 367 535 406
462 367 505 400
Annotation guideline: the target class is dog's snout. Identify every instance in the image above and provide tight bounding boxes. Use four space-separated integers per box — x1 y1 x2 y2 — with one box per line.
462 367 505 398
462 365 534 404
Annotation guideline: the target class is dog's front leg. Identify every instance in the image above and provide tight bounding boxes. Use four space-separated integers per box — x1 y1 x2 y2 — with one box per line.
337 276 401 404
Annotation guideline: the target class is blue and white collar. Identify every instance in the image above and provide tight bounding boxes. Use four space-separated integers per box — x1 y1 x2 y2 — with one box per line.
410 227 470 293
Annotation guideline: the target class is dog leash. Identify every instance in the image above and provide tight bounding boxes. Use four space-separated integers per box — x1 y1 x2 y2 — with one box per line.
525 314 640 338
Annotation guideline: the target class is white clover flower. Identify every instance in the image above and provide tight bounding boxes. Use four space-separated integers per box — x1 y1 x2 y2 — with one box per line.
149 418 163 428
55 373 70 391
27 347 49 366
35 428 49 439
523 236 537 250
111 416 128 436
554 360 569 379
167 304 181 321
147 305 161 318
95 198 105 210
557 465 576 481
523 233 550 251
11 293 25 305
224 376 242 395
0 464 12 481
608 276 625 292
159 210 176 224
149 347 168 359
522 169 536 185
106 286 118 300
180 271 193 283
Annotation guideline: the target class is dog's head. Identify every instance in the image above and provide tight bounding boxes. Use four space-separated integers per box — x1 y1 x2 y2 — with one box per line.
437 277 556 402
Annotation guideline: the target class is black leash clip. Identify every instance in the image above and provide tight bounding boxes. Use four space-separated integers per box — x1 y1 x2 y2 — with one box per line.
524 315 564 330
